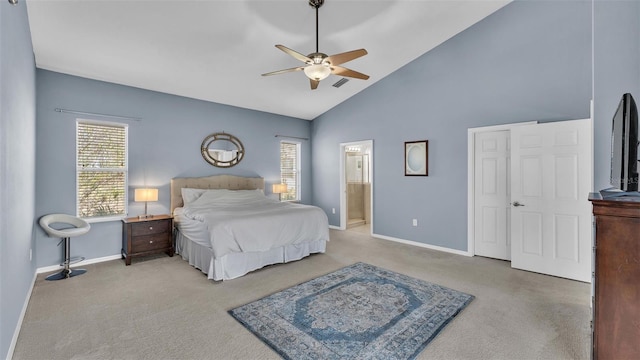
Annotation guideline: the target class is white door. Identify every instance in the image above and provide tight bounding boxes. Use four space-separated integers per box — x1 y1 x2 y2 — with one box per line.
510 119 592 282
474 130 511 260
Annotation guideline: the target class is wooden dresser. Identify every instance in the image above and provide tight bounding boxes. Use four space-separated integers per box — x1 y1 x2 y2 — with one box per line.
122 215 174 265
589 194 640 359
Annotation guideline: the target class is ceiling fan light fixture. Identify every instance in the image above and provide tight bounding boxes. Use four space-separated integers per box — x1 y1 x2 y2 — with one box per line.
304 64 331 81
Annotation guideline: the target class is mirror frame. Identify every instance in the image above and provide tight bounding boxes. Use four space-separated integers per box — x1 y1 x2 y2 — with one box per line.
200 132 245 168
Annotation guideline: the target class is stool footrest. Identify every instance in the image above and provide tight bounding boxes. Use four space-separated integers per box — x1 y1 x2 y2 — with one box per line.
69 256 85 265
59 256 85 266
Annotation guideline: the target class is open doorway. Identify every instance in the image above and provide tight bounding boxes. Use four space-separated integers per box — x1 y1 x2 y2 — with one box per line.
340 140 373 234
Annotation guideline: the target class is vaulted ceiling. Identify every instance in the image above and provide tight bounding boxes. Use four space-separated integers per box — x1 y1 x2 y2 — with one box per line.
26 0 511 120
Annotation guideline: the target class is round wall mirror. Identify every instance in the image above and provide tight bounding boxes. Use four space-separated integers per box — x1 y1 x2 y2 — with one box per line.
201 132 245 167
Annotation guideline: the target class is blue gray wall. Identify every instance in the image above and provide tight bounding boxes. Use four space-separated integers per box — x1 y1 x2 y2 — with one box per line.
311 1 595 251
593 1 640 190
0 1 36 358
35 70 311 268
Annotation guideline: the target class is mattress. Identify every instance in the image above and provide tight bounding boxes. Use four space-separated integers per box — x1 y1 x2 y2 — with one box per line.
177 189 330 259
172 189 330 280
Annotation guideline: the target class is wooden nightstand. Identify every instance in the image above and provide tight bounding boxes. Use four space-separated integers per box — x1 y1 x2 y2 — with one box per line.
121 215 174 265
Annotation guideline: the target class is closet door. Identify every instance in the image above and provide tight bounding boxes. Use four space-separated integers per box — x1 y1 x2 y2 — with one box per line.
510 119 592 282
474 130 511 260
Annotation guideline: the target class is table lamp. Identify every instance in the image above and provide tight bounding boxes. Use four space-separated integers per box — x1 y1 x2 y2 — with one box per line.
135 188 158 219
272 183 288 201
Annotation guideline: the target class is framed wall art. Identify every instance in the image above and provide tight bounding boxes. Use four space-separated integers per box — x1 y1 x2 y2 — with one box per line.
405 140 428 176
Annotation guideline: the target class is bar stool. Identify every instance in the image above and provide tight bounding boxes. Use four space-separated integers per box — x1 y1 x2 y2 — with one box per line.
39 214 91 281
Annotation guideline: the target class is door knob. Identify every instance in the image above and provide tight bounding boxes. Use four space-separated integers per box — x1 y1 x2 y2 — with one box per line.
512 201 525 207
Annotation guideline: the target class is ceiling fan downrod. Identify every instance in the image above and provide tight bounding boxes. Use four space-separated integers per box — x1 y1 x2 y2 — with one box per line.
309 0 324 53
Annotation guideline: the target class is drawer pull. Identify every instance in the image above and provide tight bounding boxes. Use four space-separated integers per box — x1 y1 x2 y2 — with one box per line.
149 226 153 230
149 240 153 244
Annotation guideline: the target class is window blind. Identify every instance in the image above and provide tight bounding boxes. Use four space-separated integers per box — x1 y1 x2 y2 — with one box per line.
77 122 127 218
280 142 300 201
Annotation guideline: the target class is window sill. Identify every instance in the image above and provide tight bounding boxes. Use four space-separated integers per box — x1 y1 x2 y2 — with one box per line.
83 215 126 224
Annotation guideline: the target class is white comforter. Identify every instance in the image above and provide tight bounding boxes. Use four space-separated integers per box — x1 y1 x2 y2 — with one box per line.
181 189 329 259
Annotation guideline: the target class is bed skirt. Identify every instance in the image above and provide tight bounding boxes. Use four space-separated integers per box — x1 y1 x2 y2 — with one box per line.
175 229 327 281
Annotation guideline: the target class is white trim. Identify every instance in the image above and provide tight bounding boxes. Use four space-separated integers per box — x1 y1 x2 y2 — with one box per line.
6 272 37 360
467 122 537 133
36 254 122 274
590 100 595 192
328 225 341 230
467 121 537 257
372 233 472 257
84 215 126 224
339 140 374 233
339 147 345 230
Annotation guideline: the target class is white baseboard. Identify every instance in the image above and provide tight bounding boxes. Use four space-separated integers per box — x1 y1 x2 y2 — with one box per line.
36 254 122 274
372 233 472 257
6 271 37 360
328 225 341 230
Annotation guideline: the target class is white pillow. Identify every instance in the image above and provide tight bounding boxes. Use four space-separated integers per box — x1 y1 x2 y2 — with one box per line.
189 188 266 206
181 188 206 206
187 188 232 206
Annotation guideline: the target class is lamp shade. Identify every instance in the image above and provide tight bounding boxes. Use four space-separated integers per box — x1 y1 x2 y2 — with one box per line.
134 188 158 202
272 183 288 194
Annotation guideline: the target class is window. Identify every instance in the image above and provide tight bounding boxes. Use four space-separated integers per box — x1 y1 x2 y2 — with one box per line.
77 120 128 219
280 141 300 201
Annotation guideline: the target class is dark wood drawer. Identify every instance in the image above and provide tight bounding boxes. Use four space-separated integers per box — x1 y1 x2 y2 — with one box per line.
131 220 170 236
122 215 174 265
131 233 171 253
591 196 640 359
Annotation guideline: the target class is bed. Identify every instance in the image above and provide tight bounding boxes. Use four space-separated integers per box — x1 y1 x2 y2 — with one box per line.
171 175 329 280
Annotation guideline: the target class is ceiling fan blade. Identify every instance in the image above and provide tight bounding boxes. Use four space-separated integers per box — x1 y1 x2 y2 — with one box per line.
262 66 305 77
275 45 312 63
310 79 320 90
331 66 370 80
326 49 368 66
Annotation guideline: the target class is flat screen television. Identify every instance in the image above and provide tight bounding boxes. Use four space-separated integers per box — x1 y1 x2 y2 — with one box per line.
608 93 639 194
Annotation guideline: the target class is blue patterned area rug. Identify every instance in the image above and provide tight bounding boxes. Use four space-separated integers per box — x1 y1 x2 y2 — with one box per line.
229 262 475 359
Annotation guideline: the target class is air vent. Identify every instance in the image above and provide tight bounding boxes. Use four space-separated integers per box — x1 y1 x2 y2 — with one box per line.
332 78 349 88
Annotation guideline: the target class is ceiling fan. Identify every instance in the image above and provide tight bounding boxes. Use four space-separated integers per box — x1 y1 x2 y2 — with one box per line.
262 0 369 90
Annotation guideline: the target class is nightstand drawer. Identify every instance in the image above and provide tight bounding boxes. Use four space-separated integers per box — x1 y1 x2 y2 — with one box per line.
122 214 174 265
131 233 170 253
131 220 170 236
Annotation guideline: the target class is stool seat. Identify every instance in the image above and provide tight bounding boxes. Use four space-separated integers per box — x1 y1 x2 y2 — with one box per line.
39 213 90 281
40 214 90 238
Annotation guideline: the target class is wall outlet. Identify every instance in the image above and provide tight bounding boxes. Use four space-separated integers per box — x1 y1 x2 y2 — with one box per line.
412 219 418 227
332 208 336 214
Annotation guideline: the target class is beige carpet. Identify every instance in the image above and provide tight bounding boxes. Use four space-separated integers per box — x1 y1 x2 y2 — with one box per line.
13 229 591 360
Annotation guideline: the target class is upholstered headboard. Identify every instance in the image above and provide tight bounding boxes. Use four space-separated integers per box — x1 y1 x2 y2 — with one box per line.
170 174 265 213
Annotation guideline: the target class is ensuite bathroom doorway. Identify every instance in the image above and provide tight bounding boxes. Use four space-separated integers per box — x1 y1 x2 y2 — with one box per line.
340 140 373 235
